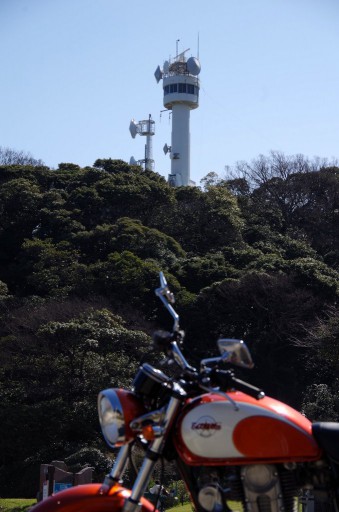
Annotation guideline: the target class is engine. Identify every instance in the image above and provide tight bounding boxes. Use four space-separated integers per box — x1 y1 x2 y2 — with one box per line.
186 460 338 512
191 464 299 512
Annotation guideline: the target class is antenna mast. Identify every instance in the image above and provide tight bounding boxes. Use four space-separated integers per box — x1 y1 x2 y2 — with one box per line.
129 114 155 171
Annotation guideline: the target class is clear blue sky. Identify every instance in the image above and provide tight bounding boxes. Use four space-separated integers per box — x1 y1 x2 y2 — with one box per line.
1 0 339 185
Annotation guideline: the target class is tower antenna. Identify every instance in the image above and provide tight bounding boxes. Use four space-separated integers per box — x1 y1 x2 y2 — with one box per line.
129 114 155 171
154 42 201 187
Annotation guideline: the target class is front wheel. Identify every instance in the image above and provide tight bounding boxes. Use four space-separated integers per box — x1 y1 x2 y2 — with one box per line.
31 483 158 512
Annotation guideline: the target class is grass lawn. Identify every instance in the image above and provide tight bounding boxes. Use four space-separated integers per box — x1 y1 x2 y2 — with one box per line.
0 499 36 512
166 500 302 512
166 504 193 512
166 503 244 512
0 498 301 512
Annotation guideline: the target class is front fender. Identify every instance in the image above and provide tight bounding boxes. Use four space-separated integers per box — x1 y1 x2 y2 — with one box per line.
31 483 157 512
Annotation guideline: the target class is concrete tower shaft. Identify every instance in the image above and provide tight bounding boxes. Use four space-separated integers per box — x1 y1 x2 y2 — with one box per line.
170 103 191 185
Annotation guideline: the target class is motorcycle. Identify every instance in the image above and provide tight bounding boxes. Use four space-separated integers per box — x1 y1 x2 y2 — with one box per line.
32 272 339 512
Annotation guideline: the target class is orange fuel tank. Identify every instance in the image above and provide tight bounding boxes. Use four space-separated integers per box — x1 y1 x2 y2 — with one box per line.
174 392 322 465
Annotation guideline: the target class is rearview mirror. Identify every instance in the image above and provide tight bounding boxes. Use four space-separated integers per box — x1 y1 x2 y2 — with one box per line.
217 338 254 369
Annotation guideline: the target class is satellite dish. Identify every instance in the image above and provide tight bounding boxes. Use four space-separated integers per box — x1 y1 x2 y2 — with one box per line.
163 60 169 74
129 119 138 138
130 156 137 165
187 57 201 76
154 65 163 83
163 143 171 155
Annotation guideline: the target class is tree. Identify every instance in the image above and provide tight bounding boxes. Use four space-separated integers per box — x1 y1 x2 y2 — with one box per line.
302 384 339 421
90 166 174 226
18 239 83 297
93 158 132 173
0 178 43 284
295 307 339 420
175 252 238 293
229 151 332 190
88 250 162 313
73 217 185 267
291 168 339 261
65 186 104 229
0 153 338 497
164 185 244 254
0 280 8 297
34 207 85 242
0 303 151 496
183 270 337 406
229 153 339 261
200 171 221 190
0 146 44 166
58 163 81 171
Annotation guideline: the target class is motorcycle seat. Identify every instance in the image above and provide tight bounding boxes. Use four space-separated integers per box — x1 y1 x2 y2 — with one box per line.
312 422 339 463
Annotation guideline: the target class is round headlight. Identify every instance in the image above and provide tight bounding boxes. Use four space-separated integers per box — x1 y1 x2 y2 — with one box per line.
98 389 145 448
98 389 125 447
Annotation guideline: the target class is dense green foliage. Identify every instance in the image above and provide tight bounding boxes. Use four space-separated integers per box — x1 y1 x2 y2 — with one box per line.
0 154 338 497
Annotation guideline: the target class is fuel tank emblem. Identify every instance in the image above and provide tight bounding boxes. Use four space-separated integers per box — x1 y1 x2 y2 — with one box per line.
191 416 221 438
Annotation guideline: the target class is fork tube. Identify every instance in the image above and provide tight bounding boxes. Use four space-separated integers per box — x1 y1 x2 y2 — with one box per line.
101 444 130 489
123 396 182 512
109 444 130 481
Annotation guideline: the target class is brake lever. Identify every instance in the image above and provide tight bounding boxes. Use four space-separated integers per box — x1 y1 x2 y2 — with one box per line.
198 376 239 412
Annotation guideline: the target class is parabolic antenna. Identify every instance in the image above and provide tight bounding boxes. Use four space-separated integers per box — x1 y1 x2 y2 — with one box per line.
187 57 201 76
154 65 163 83
163 60 170 74
129 119 138 138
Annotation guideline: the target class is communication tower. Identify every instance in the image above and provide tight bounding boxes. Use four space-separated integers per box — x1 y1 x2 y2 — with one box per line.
129 114 155 171
155 44 201 186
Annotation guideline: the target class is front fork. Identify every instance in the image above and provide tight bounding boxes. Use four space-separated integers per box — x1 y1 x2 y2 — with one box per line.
102 395 182 512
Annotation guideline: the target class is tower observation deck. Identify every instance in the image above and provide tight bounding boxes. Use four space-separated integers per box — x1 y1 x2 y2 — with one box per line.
155 47 201 187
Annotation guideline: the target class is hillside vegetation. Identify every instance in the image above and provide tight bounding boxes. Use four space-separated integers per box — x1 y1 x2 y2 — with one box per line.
0 152 338 497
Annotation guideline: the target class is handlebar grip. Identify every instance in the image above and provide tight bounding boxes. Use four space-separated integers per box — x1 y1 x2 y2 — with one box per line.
212 370 265 400
230 376 265 400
